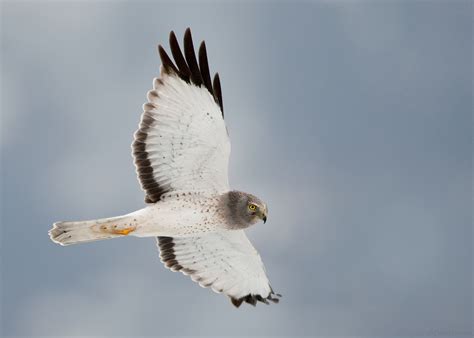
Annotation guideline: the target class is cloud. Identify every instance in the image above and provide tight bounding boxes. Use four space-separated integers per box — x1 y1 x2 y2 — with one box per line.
2 1 471 336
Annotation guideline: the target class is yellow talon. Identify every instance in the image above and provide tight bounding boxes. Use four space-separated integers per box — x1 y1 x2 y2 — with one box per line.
113 227 135 235
93 224 136 236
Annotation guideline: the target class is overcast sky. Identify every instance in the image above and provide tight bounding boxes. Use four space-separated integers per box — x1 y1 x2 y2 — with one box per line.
1 1 472 337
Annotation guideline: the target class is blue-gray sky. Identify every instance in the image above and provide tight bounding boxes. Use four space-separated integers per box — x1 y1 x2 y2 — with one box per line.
1 1 472 337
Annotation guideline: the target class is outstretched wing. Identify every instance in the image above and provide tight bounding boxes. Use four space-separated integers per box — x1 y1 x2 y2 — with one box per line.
133 28 230 203
157 231 281 307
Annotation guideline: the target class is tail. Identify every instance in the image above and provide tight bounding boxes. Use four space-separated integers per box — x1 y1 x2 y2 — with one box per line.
49 214 140 246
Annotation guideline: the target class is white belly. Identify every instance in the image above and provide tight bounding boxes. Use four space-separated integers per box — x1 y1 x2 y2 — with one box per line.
133 194 225 237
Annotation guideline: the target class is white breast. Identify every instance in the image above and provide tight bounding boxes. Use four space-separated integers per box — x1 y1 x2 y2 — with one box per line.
134 193 226 237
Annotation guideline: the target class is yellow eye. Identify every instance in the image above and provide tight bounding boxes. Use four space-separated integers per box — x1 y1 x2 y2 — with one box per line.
248 204 257 211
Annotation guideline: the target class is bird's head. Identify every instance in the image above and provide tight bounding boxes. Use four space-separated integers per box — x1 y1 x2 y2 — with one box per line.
224 191 268 228
244 195 268 225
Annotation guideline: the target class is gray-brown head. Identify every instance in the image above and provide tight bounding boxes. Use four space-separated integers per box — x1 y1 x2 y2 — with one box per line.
220 191 268 229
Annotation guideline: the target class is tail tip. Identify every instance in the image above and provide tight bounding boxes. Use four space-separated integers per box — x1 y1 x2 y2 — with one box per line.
49 222 72 246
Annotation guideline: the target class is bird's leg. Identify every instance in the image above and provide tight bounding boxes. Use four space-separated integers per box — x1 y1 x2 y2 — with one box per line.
98 223 137 236
90 218 139 236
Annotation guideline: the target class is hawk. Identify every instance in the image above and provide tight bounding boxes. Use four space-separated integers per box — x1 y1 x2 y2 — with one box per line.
49 28 281 307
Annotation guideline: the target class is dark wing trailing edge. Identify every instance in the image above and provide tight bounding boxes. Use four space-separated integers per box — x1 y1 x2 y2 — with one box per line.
133 28 229 203
159 28 224 117
157 234 281 308
133 106 169 204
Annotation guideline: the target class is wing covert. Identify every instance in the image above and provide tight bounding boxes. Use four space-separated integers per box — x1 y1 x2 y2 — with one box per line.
133 28 230 203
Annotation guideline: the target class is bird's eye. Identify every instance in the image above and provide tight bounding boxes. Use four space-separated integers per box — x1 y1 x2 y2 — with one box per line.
248 204 257 211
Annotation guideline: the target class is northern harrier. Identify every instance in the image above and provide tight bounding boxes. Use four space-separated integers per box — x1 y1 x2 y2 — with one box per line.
49 28 281 307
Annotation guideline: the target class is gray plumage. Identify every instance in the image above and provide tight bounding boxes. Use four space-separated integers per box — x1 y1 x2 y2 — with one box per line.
219 191 268 230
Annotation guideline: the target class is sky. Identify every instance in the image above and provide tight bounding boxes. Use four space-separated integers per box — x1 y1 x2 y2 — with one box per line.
1 0 472 337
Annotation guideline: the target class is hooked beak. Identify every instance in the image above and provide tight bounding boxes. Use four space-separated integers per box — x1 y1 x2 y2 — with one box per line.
261 205 268 224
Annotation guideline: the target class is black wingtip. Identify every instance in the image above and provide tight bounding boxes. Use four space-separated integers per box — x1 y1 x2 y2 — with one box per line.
158 29 224 116
231 297 243 308
185 27 192 37
213 73 224 117
169 30 191 82
198 41 213 94
158 44 178 74
229 291 281 308
183 27 203 86
245 295 257 306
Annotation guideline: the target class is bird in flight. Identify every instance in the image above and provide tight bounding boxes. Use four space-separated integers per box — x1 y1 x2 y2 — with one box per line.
49 28 280 307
